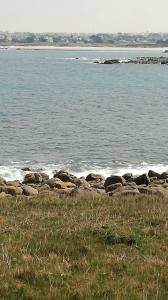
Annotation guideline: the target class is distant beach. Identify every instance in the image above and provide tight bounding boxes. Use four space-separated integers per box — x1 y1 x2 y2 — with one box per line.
0 46 168 51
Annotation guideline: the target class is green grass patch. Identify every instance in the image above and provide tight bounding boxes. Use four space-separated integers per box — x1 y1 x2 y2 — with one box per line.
0 194 168 299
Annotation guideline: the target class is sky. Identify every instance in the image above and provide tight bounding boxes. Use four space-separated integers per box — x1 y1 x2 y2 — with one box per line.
0 0 167 33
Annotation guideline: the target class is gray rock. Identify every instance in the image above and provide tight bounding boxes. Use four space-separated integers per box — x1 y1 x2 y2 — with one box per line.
159 172 168 179
134 174 150 186
104 175 126 188
54 170 77 183
123 173 133 181
105 183 122 193
148 170 160 179
86 173 105 182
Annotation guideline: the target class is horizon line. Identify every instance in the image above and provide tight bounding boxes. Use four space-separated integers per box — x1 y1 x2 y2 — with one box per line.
0 30 168 34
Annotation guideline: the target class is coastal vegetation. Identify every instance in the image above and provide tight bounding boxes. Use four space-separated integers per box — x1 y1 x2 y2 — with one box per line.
0 193 168 299
0 170 168 298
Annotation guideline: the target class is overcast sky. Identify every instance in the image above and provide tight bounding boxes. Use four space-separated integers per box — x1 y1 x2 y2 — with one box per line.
0 0 167 33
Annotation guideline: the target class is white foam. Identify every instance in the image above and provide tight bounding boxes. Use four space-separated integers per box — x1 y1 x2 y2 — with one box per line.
0 162 168 182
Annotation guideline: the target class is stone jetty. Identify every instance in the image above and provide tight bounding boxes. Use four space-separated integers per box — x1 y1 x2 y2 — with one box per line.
95 57 168 65
1 169 168 198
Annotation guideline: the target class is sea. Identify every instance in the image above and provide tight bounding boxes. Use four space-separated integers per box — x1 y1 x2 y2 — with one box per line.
0 47 168 181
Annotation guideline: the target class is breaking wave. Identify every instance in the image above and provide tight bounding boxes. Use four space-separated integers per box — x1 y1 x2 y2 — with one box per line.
0 162 168 182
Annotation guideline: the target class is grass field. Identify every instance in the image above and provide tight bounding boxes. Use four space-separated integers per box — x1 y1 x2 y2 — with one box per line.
0 194 168 299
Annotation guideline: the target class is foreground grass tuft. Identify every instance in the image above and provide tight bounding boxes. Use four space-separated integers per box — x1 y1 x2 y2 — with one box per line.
0 194 168 299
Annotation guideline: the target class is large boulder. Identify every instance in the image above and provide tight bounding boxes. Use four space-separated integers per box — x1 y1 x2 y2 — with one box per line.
134 174 150 186
23 173 43 184
104 175 126 188
54 170 77 184
22 185 38 196
23 172 49 184
85 173 105 189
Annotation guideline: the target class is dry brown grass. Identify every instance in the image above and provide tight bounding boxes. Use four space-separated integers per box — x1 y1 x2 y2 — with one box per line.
0 194 168 299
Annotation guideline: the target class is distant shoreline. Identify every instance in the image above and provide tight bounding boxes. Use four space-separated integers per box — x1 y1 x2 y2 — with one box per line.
0 45 168 51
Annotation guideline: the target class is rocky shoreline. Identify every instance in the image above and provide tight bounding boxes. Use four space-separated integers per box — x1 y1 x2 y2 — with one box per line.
95 56 168 65
1 169 168 198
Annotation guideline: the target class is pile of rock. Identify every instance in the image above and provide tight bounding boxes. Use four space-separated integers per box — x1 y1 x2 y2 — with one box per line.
95 57 168 65
0 169 168 198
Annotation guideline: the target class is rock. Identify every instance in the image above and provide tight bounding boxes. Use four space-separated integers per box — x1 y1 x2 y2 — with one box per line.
22 167 31 171
104 175 126 188
37 184 50 192
151 180 165 186
46 178 76 189
70 186 100 198
6 180 21 187
76 177 91 188
89 181 105 189
149 177 158 182
22 185 38 196
23 173 43 184
159 172 168 179
108 185 138 196
134 174 150 186
126 181 137 187
65 182 76 189
123 173 133 181
102 59 120 64
54 170 77 183
148 170 160 179
46 178 66 189
85 173 105 189
86 173 105 182
40 173 49 182
105 183 122 193
0 186 23 196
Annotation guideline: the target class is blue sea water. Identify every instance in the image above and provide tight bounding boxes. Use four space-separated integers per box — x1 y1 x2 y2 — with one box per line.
0 48 168 180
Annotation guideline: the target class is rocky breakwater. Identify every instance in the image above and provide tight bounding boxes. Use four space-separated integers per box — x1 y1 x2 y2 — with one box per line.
1 169 168 198
95 57 168 65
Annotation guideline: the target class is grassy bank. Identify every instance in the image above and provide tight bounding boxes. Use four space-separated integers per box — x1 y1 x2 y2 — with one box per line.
0 194 168 299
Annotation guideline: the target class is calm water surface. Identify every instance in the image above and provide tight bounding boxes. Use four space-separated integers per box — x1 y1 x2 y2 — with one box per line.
0 48 168 179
